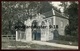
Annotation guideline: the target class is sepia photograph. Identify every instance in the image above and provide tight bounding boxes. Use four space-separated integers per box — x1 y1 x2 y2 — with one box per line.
1 1 78 50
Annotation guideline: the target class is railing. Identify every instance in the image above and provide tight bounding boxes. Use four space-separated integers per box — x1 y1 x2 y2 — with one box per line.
2 35 16 41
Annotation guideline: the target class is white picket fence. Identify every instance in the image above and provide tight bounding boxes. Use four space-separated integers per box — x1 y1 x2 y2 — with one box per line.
2 35 16 41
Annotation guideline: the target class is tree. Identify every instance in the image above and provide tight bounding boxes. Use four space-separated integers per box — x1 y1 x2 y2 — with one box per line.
63 2 78 37
38 1 52 14
2 1 29 35
2 1 53 35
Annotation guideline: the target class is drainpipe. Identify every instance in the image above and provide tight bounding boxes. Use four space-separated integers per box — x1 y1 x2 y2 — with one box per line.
52 8 56 30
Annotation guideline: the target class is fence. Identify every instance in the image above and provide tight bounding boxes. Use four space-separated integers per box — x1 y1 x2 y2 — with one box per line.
2 35 16 41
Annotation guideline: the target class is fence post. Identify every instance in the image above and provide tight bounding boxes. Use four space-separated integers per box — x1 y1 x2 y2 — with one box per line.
16 31 18 41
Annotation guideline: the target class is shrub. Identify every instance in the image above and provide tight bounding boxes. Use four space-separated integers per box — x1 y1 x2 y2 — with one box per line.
59 35 78 42
64 25 71 35
65 25 78 37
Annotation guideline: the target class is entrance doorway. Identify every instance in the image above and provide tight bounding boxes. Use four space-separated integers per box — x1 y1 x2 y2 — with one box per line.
32 20 41 40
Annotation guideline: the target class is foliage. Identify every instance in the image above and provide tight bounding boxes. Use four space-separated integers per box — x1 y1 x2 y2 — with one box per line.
64 2 78 37
64 25 70 35
2 1 30 34
2 1 54 35
38 2 52 14
58 35 78 42
2 1 66 35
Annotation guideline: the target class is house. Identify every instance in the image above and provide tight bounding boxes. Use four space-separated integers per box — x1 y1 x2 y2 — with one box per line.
16 8 69 42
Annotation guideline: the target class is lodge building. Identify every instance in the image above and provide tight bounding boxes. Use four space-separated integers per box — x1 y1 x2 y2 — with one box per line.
16 8 69 42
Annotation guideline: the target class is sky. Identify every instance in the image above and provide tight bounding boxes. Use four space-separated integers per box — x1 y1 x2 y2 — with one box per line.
51 2 61 8
51 2 64 12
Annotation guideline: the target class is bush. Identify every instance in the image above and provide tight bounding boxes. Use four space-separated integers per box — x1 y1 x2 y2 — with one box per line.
59 35 78 42
65 25 71 35
65 25 78 37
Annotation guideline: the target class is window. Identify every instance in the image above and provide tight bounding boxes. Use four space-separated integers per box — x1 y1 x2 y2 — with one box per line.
56 25 58 29
53 25 58 29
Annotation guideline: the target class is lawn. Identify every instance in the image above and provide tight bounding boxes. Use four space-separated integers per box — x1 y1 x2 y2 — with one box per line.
2 35 78 50
2 41 70 50
47 40 78 46
47 35 78 46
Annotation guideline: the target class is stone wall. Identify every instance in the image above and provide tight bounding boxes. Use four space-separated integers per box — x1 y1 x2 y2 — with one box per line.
55 16 69 35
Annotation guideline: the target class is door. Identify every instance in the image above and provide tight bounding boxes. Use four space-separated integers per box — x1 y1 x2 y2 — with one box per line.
32 20 41 40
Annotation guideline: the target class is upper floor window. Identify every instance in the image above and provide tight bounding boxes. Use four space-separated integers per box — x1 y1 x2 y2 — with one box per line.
56 25 58 29
53 25 58 29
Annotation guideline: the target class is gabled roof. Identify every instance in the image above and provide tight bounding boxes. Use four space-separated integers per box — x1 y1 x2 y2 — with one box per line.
41 8 69 19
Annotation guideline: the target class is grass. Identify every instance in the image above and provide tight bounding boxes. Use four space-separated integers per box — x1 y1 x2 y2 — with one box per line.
47 40 78 46
2 41 70 50
47 35 78 46
1 35 78 50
